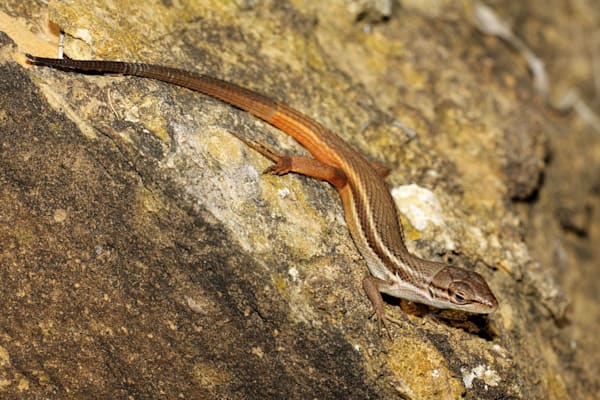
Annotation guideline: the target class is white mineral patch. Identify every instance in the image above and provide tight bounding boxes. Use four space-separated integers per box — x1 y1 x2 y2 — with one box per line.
390 184 445 231
75 28 93 45
461 364 501 389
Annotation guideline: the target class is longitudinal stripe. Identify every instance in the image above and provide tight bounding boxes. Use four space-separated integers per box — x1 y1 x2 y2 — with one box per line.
344 164 431 286
269 104 348 167
348 178 413 282
339 185 392 281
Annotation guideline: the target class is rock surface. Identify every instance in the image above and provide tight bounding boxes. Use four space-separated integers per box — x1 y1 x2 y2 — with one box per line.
1 1 599 398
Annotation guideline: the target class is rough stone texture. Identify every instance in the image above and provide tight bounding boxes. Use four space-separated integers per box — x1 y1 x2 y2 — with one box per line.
1 1 599 399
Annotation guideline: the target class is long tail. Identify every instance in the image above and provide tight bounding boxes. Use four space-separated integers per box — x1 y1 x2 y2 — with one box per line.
25 54 347 165
25 54 277 121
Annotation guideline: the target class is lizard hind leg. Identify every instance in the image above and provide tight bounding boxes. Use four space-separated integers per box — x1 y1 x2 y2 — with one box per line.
227 130 348 188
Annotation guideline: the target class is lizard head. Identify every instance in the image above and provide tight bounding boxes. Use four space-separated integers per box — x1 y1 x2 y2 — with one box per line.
428 265 498 313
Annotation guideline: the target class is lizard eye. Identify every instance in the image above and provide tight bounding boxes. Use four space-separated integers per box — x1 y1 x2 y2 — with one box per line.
448 282 471 304
453 292 466 304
